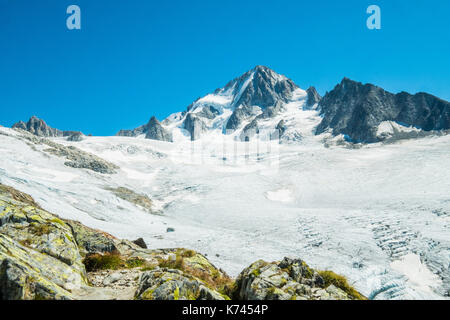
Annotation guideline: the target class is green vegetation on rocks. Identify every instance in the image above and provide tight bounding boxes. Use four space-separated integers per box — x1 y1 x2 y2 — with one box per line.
232 257 365 300
318 270 366 300
0 183 365 301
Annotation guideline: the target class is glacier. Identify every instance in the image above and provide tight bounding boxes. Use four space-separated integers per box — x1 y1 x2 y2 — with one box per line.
0 107 449 300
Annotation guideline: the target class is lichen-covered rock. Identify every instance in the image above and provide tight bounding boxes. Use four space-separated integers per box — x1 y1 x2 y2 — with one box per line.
65 220 117 256
0 234 77 300
0 186 88 300
0 184 362 301
136 268 225 300
233 257 365 300
0 198 86 274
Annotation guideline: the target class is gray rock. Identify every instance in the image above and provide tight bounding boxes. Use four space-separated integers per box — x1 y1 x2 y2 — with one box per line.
136 268 225 300
132 238 148 249
275 120 287 139
183 113 207 141
306 86 321 108
12 116 63 137
12 116 84 138
67 132 84 142
145 117 173 142
196 106 220 120
102 273 122 286
116 117 172 142
316 78 450 143
225 105 257 131
43 141 119 174
240 119 259 141
65 220 118 256
226 66 298 132
233 257 363 300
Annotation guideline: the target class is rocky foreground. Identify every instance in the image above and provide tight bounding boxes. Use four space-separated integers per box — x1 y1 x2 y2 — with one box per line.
0 184 365 300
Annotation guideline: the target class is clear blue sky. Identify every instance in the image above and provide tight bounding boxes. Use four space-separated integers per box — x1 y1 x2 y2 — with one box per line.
1 0 449 135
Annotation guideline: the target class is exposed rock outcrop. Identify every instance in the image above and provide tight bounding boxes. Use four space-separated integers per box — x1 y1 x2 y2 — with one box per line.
240 119 259 141
13 130 118 174
145 117 173 142
306 86 321 108
233 257 365 300
183 113 207 141
132 238 147 249
316 78 450 143
65 220 118 256
136 268 226 300
225 66 298 132
44 142 119 174
117 117 172 142
12 116 83 138
0 187 87 300
67 132 84 142
0 184 364 301
106 187 153 214
196 106 220 120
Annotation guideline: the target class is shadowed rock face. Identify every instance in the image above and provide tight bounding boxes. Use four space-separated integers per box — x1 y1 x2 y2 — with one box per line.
117 117 172 142
306 86 321 108
240 119 259 141
225 66 298 131
145 117 173 142
183 113 206 141
67 132 84 142
316 78 450 143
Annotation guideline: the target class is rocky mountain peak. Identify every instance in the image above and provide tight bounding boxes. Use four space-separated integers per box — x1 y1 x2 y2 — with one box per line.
12 116 84 140
13 116 62 137
306 86 321 108
316 79 450 143
145 116 173 142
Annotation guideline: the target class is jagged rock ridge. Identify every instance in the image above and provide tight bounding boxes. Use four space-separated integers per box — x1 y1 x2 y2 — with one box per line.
117 116 172 142
13 116 84 140
316 78 450 143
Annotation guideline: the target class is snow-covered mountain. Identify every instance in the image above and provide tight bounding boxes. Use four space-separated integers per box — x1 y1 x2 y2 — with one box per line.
117 66 324 143
3 66 450 300
115 66 449 145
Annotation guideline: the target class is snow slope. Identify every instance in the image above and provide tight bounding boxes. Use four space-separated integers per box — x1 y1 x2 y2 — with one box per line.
0 124 449 300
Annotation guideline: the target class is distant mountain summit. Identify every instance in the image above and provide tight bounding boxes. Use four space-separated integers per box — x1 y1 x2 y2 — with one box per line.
118 66 318 141
117 116 172 142
17 67 449 145
316 78 450 143
12 116 84 140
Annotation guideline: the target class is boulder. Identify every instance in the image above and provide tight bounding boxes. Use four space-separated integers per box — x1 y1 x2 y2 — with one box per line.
65 220 117 256
233 257 365 300
0 189 88 299
67 132 84 142
136 268 225 300
132 238 148 249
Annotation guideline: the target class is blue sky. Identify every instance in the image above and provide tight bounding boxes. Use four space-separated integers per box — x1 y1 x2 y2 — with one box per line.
1 0 449 135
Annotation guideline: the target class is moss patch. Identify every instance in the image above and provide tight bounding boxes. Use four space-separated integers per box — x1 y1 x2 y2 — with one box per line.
30 223 51 236
318 270 366 300
83 252 125 272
